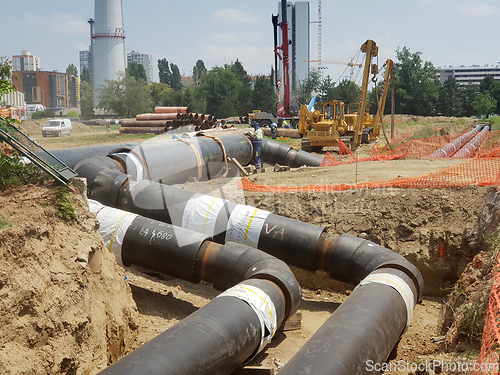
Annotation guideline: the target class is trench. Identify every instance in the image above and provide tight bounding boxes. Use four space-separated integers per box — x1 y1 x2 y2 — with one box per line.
47 132 496 374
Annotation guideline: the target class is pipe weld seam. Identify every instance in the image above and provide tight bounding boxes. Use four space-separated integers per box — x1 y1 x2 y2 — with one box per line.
216 283 277 357
355 272 415 328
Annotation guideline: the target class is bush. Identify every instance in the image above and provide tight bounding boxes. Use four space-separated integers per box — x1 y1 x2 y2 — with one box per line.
66 111 79 119
0 154 49 187
31 109 56 119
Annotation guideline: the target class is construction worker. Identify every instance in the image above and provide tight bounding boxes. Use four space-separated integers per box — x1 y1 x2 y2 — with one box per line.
271 122 277 139
252 125 264 169
282 118 290 129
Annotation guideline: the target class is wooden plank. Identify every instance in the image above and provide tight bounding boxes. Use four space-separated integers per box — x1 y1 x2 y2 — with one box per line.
228 157 249 177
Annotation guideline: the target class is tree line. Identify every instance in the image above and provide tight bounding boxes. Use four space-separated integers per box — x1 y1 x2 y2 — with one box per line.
78 47 500 120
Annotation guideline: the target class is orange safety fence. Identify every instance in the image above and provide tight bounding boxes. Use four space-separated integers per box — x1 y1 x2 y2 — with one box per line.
239 130 500 193
474 251 500 375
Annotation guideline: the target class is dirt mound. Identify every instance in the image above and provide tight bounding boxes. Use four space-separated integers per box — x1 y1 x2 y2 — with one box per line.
20 119 91 137
0 181 139 375
243 183 491 296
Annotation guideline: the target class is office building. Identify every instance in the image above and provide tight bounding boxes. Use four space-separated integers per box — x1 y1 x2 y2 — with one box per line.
12 51 40 72
437 64 500 85
12 71 78 109
127 50 154 84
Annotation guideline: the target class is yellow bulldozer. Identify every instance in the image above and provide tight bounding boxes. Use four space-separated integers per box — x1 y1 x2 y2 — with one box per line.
298 40 395 151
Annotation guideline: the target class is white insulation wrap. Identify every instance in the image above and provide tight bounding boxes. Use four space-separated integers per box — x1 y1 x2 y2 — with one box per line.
225 205 271 247
88 199 138 260
182 194 226 236
356 272 415 328
217 283 277 355
119 152 144 181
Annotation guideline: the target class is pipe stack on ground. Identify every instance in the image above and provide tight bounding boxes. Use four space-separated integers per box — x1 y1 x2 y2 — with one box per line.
452 124 490 158
119 106 219 134
427 124 483 158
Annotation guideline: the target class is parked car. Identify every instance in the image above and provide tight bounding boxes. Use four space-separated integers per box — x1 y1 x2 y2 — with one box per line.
42 118 72 137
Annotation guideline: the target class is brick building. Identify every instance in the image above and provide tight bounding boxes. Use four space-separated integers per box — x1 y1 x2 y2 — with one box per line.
12 71 78 109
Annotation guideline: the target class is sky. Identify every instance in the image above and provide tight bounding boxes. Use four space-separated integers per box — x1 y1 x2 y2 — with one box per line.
2 0 500 85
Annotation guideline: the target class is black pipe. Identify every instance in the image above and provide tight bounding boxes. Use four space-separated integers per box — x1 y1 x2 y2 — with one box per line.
261 138 323 167
278 269 414 375
100 289 263 375
110 134 253 184
90 201 301 375
47 143 136 169
121 216 210 283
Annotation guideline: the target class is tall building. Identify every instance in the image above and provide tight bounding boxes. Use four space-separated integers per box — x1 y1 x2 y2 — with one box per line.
12 71 78 109
437 64 500 85
92 0 126 106
277 1 310 91
12 51 40 72
127 50 154 84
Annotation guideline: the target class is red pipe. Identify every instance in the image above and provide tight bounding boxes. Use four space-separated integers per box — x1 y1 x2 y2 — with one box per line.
136 113 181 121
154 107 189 114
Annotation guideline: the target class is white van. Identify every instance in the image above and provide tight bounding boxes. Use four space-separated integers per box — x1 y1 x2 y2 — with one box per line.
42 118 72 137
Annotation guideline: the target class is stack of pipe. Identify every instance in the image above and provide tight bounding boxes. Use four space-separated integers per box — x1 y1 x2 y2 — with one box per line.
119 106 220 134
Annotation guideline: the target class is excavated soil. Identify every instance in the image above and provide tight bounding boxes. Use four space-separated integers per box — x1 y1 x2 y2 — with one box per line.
1 117 497 374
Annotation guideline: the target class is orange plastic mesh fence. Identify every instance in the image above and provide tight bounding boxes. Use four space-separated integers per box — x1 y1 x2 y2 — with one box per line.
239 130 500 193
474 252 500 375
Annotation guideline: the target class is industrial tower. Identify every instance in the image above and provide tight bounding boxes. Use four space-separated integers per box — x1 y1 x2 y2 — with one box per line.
92 0 126 106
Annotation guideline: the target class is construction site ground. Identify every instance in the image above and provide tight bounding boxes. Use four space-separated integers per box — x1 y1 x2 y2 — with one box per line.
0 116 496 374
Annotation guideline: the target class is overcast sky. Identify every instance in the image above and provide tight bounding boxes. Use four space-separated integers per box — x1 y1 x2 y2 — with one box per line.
3 0 500 84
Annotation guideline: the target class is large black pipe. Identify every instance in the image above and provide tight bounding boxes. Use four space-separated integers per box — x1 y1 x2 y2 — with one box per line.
77 163 424 298
278 268 416 375
89 201 300 374
261 138 323 167
110 134 253 184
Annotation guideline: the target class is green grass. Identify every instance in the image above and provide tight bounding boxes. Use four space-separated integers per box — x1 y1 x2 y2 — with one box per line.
53 187 77 221
486 116 500 130
0 213 11 230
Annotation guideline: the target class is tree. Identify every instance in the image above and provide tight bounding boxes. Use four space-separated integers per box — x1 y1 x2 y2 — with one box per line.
127 62 147 82
80 66 91 84
66 63 78 76
149 82 173 106
252 75 276 113
437 77 462 116
79 81 94 119
331 79 361 106
459 84 478 117
97 73 153 118
294 69 321 105
193 60 207 85
318 75 336 102
198 66 240 118
226 60 252 115
158 58 171 85
394 47 440 115
169 63 182 91
0 59 15 102
479 75 496 94
472 93 497 118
